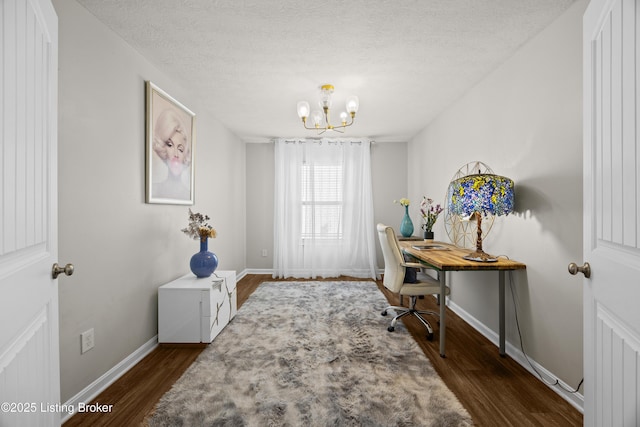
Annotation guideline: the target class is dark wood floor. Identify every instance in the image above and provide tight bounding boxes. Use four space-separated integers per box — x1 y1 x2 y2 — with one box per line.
64 274 583 426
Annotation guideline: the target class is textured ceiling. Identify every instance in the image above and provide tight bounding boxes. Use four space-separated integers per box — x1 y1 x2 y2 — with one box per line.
76 0 577 142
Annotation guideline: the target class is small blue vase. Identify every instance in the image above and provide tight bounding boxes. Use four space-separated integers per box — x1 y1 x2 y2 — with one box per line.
190 238 218 278
400 205 414 237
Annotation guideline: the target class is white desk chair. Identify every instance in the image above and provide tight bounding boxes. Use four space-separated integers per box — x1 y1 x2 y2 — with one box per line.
377 223 449 340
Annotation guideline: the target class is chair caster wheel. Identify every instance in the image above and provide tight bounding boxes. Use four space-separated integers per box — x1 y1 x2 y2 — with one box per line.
387 326 395 332
381 311 388 316
427 332 434 341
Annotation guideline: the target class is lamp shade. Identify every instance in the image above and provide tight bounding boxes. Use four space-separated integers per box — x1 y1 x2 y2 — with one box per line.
345 95 359 114
311 110 323 127
297 101 310 119
319 84 334 108
447 173 514 217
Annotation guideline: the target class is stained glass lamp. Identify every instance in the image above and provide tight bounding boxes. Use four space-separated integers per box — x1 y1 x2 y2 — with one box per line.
446 173 514 262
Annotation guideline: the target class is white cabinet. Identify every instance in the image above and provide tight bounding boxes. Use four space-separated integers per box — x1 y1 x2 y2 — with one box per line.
158 270 237 343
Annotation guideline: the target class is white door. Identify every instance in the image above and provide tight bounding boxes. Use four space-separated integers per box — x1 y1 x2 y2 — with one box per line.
0 0 62 425
582 0 640 425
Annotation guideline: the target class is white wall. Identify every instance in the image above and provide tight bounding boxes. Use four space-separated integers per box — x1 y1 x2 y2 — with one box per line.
245 143 275 269
407 0 587 393
245 141 408 270
54 0 246 402
53 0 586 405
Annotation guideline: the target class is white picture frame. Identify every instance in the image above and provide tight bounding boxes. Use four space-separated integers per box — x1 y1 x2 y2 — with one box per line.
145 81 196 205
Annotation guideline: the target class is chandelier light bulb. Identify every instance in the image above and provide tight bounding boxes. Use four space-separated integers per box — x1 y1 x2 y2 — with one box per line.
346 96 359 114
297 101 310 119
311 110 323 127
340 111 348 125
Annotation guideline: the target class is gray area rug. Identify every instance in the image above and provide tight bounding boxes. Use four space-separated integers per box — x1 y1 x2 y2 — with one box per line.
147 281 472 426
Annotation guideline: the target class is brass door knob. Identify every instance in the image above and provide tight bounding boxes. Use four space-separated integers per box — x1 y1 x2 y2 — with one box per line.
52 263 74 279
568 262 590 278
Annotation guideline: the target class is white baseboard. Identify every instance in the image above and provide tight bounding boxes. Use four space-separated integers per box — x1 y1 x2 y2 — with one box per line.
60 336 158 423
242 268 273 276
446 299 584 413
236 269 248 281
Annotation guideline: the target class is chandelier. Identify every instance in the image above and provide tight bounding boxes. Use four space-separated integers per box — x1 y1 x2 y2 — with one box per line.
296 84 359 134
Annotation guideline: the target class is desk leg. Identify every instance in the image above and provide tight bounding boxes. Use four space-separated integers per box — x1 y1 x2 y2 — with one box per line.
439 271 446 358
499 271 506 357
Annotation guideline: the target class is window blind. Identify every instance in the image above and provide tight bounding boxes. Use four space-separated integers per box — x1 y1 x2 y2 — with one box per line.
301 163 343 239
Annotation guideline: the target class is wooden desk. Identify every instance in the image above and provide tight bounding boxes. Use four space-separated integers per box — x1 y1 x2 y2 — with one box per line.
400 241 526 357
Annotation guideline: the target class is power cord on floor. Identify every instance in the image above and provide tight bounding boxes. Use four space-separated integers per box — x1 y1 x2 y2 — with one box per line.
497 256 584 394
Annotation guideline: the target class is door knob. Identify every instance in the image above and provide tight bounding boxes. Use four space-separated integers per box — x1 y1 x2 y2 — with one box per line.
568 262 590 278
52 263 74 279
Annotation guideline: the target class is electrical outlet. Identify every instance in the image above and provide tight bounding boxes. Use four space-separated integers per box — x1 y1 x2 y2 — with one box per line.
81 328 95 354
261 249 268 257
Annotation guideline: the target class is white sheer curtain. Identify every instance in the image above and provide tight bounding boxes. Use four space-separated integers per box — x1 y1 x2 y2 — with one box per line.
273 138 378 279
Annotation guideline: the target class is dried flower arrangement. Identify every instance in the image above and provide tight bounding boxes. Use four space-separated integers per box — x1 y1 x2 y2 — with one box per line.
181 209 217 240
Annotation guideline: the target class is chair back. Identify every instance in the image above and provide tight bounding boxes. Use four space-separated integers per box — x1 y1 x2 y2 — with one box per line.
377 223 406 293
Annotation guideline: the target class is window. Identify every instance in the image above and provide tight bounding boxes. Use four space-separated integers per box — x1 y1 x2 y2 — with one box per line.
301 163 342 239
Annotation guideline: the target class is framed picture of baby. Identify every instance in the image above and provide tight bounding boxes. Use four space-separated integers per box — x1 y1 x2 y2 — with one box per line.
145 81 196 205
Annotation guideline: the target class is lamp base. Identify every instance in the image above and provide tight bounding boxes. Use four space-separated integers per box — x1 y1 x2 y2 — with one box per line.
463 250 498 263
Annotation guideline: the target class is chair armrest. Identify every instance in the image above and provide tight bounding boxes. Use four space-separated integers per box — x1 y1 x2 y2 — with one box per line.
402 260 441 283
401 261 426 269
403 252 437 272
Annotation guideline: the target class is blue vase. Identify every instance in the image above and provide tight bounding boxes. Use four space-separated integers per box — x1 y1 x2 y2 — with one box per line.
190 238 218 278
400 205 414 237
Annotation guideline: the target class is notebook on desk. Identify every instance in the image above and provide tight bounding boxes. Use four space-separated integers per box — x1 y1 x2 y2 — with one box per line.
411 243 450 251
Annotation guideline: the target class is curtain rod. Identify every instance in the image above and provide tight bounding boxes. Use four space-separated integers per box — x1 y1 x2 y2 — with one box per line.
271 138 375 145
